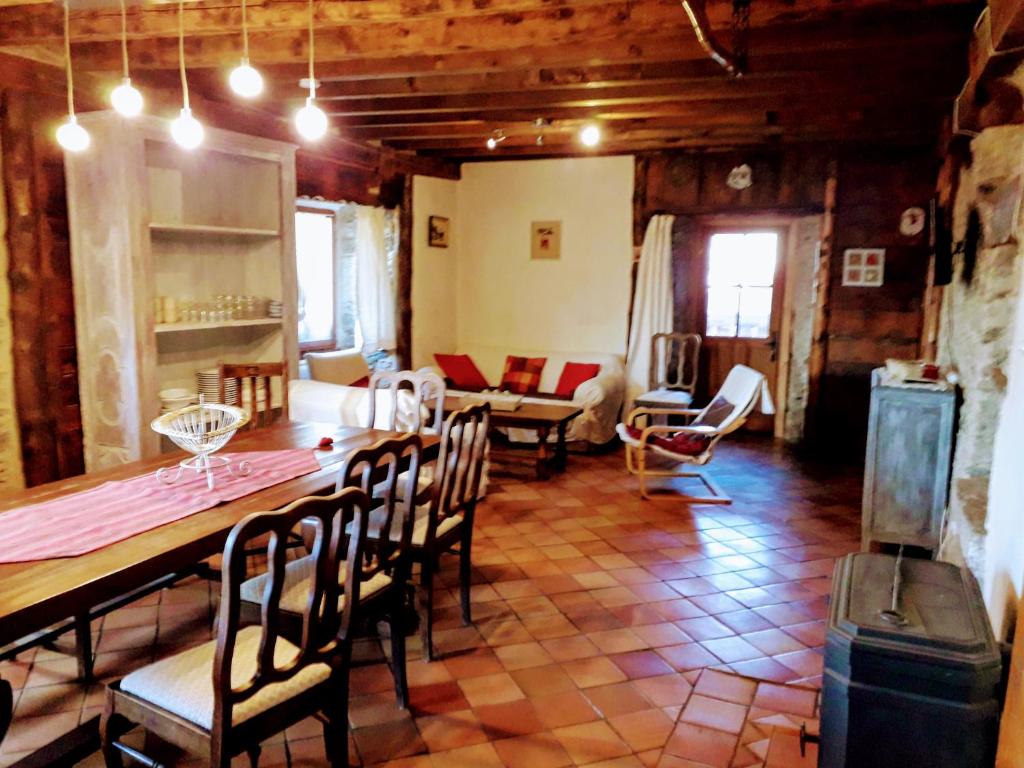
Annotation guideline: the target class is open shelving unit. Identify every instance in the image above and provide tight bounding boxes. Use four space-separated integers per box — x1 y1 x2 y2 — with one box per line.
64 111 298 469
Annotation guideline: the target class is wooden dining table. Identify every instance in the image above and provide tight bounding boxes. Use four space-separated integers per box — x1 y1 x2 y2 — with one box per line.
0 420 438 765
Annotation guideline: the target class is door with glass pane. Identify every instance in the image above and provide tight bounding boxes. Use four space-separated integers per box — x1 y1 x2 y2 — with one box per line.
702 229 784 433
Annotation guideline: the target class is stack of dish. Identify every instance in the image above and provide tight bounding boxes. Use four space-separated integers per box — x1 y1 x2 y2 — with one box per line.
159 388 197 414
196 369 238 405
267 300 283 319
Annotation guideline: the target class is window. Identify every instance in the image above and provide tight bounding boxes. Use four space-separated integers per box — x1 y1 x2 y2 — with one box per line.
295 209 336 349
705 232 778 338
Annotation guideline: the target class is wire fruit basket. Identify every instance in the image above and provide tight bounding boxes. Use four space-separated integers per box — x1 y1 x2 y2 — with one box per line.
150 396 251 490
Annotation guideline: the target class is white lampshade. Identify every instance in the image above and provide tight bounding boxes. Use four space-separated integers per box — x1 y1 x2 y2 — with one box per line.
170 107 204 149
56 115 90 152
110 78 144 117
295 98 328 141
580 124 601 147
229 60 263 98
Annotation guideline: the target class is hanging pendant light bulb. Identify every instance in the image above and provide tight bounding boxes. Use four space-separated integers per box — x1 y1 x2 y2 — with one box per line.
110 0 143 116
580 123 601 147
171 0 203 149
56 0 89 152
294 0 328 141
228 0 263 97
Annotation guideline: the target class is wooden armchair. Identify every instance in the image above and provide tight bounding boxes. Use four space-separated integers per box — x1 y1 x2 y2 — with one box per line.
219 362 289 430
100 486 372 768
617 364 772 504
367 369 446 434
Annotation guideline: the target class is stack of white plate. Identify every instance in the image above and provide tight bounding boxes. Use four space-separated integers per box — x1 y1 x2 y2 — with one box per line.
267 300 283 319
159 388 197 414
196 369 238 406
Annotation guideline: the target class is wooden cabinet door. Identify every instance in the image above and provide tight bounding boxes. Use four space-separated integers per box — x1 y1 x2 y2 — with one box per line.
701 228 785 433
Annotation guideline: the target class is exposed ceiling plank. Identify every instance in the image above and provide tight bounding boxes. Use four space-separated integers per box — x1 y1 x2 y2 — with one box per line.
0 0 971 45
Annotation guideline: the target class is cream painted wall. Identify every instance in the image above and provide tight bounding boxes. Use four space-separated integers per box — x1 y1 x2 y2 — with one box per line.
455 156 634 356
411 175 459 369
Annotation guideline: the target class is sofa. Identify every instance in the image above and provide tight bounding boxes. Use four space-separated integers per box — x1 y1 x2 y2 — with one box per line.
428 344 626 446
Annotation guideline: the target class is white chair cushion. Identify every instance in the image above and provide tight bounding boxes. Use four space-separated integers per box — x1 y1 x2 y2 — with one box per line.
373 470 433 502
634 389 694 407
239 556 392 615
120 625 330 729
355 505 463 547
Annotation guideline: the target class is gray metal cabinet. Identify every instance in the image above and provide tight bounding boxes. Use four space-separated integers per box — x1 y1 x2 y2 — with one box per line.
862 369 956 553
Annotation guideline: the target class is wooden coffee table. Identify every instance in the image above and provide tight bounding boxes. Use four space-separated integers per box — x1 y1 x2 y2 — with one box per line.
444 396 583 480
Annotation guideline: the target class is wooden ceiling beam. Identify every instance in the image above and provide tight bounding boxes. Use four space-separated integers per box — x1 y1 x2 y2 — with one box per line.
5 2 974 72
0 0 971 46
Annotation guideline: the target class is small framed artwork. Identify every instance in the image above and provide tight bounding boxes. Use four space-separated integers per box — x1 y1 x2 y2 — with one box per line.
531 220 561 260
843 248 885 287
428 216 450 248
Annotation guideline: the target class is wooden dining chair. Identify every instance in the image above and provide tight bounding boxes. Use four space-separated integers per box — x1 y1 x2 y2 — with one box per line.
219 362 289 430
405 402 490 661
100 486 373 768
239 433 423 710
367 369 446 434
634 332 702 409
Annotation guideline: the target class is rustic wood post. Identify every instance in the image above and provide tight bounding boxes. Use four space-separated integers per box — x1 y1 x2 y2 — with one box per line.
395 174 414 370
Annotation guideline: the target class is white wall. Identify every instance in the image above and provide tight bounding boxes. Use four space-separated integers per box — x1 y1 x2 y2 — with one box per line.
982 264 1024 638
455 156 634 355
411 175 459 369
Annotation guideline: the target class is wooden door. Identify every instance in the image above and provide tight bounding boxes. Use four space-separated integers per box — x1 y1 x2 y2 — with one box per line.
701 228 785 433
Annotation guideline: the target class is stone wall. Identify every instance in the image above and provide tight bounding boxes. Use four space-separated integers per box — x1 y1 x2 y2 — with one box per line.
938 125 1024 583
0 134 24 490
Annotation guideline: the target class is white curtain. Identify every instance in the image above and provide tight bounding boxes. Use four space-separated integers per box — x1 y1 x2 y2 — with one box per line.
354 205 397 352
624 214 676 411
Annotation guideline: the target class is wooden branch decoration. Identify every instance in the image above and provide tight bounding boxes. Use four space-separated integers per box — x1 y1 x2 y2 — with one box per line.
680 0 744 77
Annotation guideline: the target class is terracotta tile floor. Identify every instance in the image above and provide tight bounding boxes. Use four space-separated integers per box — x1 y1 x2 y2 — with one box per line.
0 437 861 767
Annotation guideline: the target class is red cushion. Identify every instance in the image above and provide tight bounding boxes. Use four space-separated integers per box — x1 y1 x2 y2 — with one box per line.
624 425 711 456
500 356 546 395
434 353 489 390
350 376 370 388
554 362 602 397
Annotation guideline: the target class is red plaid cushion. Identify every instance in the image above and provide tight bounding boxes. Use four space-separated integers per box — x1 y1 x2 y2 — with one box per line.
624 425 711 456
500 356 546 394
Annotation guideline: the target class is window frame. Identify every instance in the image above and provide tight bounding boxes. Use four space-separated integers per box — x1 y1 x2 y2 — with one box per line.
295 203 339 353
703 229 782 340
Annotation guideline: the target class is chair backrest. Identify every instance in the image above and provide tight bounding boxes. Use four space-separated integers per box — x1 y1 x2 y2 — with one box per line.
367 370 446 433
690 364 771 436
219 362 289 430
335 433 423 576
423 403 490 547
214 487 370 736
649 333 701 393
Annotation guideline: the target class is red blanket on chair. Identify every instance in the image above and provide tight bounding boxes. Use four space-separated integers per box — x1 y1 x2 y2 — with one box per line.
624 426 711 456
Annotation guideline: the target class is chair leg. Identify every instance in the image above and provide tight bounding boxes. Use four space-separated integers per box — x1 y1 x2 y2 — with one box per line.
388 589 409 709
74 613 94 682
459 531 473 627
418 561 435 663
99 708 128 768
323 648 352 768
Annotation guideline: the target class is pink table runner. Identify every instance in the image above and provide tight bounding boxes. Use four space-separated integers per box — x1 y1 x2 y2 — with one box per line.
0 449 323 563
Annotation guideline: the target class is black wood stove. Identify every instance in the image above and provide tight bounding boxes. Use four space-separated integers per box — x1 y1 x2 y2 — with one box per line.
819 552 1002 768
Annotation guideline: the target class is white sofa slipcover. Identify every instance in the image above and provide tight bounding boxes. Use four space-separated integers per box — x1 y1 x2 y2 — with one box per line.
430 344 625 445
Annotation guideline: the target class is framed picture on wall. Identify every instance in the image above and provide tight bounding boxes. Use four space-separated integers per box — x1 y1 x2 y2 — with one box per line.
428 215 450 248
531 220 562 260
842 248 885 287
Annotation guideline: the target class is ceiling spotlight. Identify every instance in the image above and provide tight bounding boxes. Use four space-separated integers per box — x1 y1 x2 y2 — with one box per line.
580 124 601 147
486 129 506 150
229 0 263 97
57 0 90 152
110 0 143 117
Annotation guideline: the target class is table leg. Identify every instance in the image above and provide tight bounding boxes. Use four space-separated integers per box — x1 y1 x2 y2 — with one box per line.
555 421 569 473
535 426 551 480
0 676 11 745
74 613 94 683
